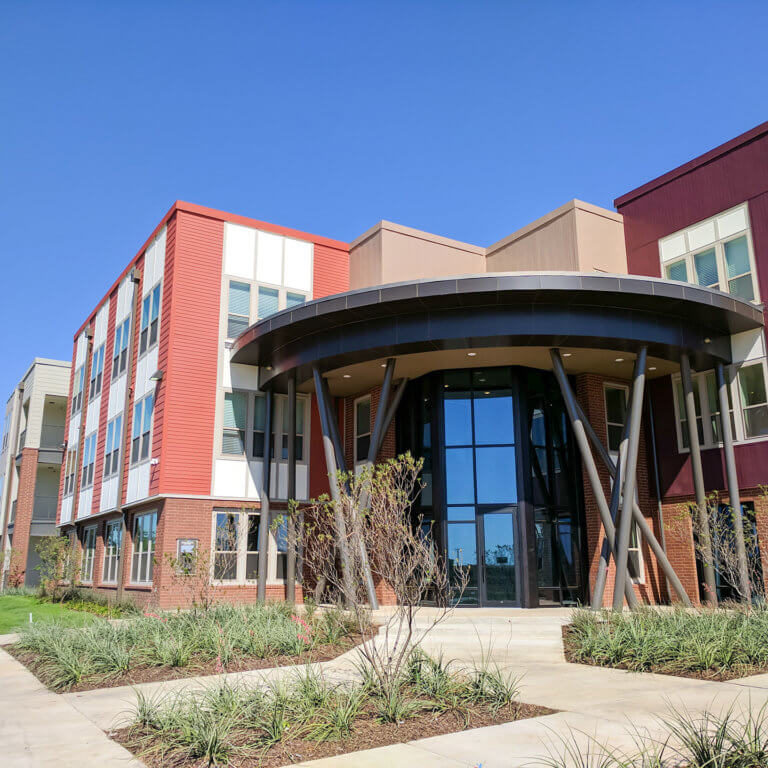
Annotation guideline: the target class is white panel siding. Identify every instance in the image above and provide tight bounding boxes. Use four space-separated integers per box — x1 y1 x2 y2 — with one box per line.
732 329 766 363
256 231 284 284
214 459 248 497
116 276 133 322
245 460 262 498
142 227 167 294
60 496 73 524
134 346 158 400
100 474 118 512
296 463 308 500
108 377 125 420
74 333 88 368
224 223 256 279
283 238 313 291
94 300 110 346
85 393 101 434
68 411 81 445
230 362 260 390
125 462 150 504
77 487 93 519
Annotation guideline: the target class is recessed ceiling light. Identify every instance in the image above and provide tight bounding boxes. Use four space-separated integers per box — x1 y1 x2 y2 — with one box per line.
484 391 490 395
563 353 572 358
479 378 486 382
467 352 477 357
444 384 449 388
704 337 711 343
649 366 657 371
615 358 624 363
380 363 387 367
342 374 351 379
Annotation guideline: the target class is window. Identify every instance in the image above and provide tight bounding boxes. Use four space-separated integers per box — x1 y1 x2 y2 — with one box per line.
602 384 643 583
72 365 85 414
258 286 280 318
274 515 288 580
89 344 105 400
103 520 122 583
672 360 768 451
212 509 261 582
104 414 122 477
80 432 97 489
280 396 305 461
131 511 157 583
112 317 130 378
227 281 251 338
131 394 154 464
354 396 371 463
659 204 758 302
64 448 77 496
223 392 247 454
252 393 266 457
81 526 97 582
738 363 768 438
139 282 161 355
286 292 306 309
604 385 628 453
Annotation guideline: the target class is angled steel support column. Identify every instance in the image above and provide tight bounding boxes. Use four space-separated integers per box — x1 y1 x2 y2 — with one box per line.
592 418 628 609
574 396 692 606
285 373 297 604
681 353 717 605
368 359 396 466
257 389 273 602
716 362 750 601
312 366 356 606
550 350 637 608
612 347 647 611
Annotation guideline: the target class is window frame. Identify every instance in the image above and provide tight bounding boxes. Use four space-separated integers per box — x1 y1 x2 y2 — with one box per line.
80 432 97 489
72 365 85 415
81 525 97 583
102 519 122 584
210 508 287 584
104 414 123 478
89 344 105 401
353 395 372 465
130 511 157 584
658 204 759 303
130 394 154 466
112 317 131 379
63 447 78 497
138 281 162 357
602 382 644 584
671 359 768 452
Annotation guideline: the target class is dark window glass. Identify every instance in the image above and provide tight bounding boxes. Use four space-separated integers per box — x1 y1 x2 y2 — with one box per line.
475 446 517 503
445 447 474 504
473 390 514 445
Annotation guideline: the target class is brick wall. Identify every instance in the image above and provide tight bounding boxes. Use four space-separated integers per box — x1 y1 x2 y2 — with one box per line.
575 373 672 607
6 448 39 585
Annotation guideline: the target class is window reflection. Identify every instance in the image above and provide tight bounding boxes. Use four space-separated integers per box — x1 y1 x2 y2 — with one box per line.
474 390 514 445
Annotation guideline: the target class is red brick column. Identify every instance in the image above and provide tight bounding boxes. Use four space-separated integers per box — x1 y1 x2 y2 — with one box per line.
9 448 39 586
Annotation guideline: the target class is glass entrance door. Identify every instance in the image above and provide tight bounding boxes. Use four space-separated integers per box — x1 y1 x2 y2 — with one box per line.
480 507 517 604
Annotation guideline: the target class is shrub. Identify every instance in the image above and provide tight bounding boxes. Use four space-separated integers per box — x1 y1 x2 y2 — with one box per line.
566 605 768 676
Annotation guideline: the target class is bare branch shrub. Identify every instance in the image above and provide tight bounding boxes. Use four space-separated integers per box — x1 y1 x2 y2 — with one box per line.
669 491 765 603
35 535 80 601
291 453 468 695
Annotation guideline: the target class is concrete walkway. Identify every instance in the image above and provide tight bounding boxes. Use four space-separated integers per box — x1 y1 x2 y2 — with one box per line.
7 608 768 767
0 645 143 768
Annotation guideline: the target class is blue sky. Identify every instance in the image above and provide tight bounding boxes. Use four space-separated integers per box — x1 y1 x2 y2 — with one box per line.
1 1 767 400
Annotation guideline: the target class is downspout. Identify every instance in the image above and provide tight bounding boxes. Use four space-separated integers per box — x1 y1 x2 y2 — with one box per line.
0 383 24 586
115 267 142 603
646 388 670 602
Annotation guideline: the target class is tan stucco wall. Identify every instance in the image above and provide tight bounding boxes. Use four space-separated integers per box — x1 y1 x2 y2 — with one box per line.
349 221 485 289
349 201 628 290
485 200 627 274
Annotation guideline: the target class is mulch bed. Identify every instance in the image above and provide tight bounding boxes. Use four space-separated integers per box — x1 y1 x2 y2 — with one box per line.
112 701 556 768
5 635 368 693
561 625 768 682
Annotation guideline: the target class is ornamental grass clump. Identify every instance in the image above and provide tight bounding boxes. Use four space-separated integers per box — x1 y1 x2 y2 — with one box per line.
15 601 364 691
566 605 768 677
120 651 525 765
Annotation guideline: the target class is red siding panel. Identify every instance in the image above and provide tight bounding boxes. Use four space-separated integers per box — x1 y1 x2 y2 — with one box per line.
313 242 349 298
156 211 223 495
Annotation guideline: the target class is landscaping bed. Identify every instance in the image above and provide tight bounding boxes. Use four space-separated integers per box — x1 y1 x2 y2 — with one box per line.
563 605 768 681
9 602 369 692
113 654 554 768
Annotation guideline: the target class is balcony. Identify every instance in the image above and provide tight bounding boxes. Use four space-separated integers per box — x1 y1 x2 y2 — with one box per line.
33 495 58 522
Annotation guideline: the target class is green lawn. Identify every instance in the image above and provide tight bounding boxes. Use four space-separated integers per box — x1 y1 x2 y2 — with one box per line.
0 594 96 634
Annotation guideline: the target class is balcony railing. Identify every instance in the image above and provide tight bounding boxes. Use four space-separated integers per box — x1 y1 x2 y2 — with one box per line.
40 424 65 450
32 496 58 522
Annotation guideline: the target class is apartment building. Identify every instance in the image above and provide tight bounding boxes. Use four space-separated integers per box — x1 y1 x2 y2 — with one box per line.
1 359 70 587
56 121 768 609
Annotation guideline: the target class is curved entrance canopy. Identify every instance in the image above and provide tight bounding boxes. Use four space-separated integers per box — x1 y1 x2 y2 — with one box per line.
231 272 764 393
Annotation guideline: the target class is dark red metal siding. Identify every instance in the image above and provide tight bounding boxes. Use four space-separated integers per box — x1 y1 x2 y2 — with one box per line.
618 127 768 498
